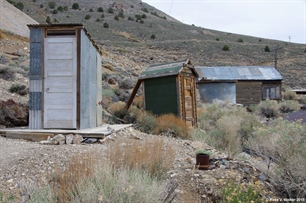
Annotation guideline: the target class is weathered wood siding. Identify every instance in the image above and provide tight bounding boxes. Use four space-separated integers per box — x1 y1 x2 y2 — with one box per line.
29 28 43 129
236 81 262 104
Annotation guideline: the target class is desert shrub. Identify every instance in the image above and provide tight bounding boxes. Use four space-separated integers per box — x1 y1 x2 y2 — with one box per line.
136 112 157 134
15 2 24 10
40 4 43 8
119 77 134 89
0 54 8 64
133 95 143 108
279 100 300 113
128 16 134 21
9 84 28 95
151 34 156 39
216 38 219 41
135 14 142 20
108 136 175 181
63 6 68 11
283 90 297 100
220 179 265 203
154 114 191 139
89 8 93 12
257 99 280 118
114 15 119 21
96 18 100 22
0 66 15 81
108 101 136 122
140 19 144 24
107 7 114 13
97 7 103 12
103 22 109 28
265 45 270 52
48 1 56 9
142 14 147 19
297 95 306 104
246 119 306 198
52 9 58 14
222 45 229 51
101 14 105 18
141 7 149 12
85 14 90 20
118 10 124 18
72 3 79 10
29 149 167 203
237 38 244 43
46 16 51 23
57 6 63 12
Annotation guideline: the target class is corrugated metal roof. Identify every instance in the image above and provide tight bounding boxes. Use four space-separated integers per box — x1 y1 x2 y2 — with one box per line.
283 107 306 125
195 66 283 81
140 60 197 79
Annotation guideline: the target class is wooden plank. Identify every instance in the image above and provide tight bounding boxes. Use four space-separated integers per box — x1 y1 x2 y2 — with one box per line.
6 132 54 142
125 79 142 110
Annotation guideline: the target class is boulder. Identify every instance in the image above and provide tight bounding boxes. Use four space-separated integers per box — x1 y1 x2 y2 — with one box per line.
0 99 28 127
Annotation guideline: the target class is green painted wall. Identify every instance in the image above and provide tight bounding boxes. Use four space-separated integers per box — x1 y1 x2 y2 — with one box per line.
144 76 178 115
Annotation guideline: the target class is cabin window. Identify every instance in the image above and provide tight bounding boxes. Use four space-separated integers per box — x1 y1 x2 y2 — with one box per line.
263 86 280 99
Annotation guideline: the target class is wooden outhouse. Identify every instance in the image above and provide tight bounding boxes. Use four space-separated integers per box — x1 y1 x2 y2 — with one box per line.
27 24 102 129
126 60 198 126
195 66 282 104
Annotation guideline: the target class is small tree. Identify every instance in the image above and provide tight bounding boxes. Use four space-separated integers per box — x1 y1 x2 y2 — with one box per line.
107 7 114 13
15 2 24 10
57 6 63 12
52 9 58 14
48 1 56 9
46 16 51 23
96 18 101 22
114 15 119 21
85 15 91 20
222 45 229 51
103 22 109 28
118 10 124 18
216 38 220 41
151 34 156 39
140 19 144 23
142 14 147 19
72 3 79 10
101 14 105 18
89 8 93 12
97 7 103 12
264 45 270 52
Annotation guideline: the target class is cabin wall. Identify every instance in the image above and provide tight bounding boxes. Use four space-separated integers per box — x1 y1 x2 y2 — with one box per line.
144 76 178 115
236 81 262 104
29 28 43 129
198 83 236 103
80 30 101 129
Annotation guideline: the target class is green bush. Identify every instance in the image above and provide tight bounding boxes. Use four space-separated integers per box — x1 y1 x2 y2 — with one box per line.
46 16 51 23
15 2 24 10
264 45 270 52
151 34 156 39
96 18 101 22
114 15 119 21
97 7 103 12
237 38 244 43
222 45 229 51
128 16 134 21
141 7 149 13
48 1 56 9
40 4 43 8
283 90 297 100
103 22 109 28
89 8 93 12
9 84 28 95
63 6 68 11
216 38 219 41
135 14 142 20
57 6 63 12
118 10 124 18
279 100 300 113
101 14 105 18
257 99 279 118
107 7 114 13
85 15 90 20
52 9 58 14
72 3 79 10
142 14 147 19
137 112 157 134
140 19 144 24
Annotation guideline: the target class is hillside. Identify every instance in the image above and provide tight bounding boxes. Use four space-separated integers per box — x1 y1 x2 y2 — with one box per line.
6 0 306 89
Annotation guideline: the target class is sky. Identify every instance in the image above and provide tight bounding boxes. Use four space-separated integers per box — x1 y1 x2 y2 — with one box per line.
142 0 306 44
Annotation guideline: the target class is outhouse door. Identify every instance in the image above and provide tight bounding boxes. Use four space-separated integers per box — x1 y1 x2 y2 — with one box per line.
43 37 77 129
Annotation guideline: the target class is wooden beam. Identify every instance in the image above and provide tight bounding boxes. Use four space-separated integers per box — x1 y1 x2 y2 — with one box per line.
125 79 142 110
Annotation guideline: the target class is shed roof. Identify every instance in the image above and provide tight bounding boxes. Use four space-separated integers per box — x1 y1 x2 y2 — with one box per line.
27 23 102 55
140 59 198 80
196 66 282 82
282 105 306 125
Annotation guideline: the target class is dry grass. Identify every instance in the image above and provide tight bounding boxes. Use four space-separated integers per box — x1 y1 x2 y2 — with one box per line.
107 136 175 180
133 95 143 108
108 101 126 114
155 114 191 139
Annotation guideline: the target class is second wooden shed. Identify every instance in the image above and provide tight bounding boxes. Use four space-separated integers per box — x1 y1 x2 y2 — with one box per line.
126 60 198 126
27 23 102 130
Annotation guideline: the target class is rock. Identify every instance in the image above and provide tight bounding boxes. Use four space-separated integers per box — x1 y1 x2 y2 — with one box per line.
83 138 98 144
0 99 28 127
66 134 74 144
73 134 83 144
99 136 115 144
51 134 65 145
259 173 267 181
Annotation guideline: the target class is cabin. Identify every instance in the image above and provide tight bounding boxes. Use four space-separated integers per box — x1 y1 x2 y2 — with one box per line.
195 66 282 105
126 60 198 126
27 23 102 130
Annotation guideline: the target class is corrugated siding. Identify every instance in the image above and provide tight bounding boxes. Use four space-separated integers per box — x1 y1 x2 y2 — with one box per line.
198 83 236 103
96 52 102 126
140 61 185 79
144 76 178 115
29 28 43 129
196 66 283 81
80 30 98 129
